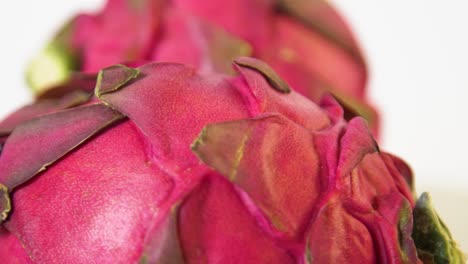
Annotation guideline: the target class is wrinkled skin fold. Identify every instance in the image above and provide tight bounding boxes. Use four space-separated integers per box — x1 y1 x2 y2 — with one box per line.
1 58 463 263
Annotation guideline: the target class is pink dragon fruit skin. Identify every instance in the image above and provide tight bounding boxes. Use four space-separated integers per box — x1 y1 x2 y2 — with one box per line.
27 0 379 136
2 57 461 263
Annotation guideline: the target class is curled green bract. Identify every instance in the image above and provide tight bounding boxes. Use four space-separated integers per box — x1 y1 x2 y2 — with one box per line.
0 183 11 223
95 64 140 99
412 193 466 264
234 57 291 94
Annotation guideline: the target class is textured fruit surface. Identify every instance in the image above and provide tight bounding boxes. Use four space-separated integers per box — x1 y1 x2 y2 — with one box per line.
27 0 379 136
2 59 462 263
2 0 465 262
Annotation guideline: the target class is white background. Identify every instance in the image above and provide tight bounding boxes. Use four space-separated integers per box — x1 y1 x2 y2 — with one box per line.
1 0 467 251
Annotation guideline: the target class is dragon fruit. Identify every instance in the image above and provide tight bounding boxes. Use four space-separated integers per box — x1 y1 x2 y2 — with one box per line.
0 58 463 263
26 0 379 135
